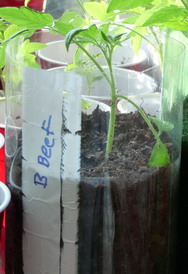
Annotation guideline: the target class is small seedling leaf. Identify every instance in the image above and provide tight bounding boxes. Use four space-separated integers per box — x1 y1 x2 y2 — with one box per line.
73 47 83 63
101 31 111 43
149 116 174 134
17 39 45 68
65 28 87 50
24 53 40 68
78 25 103 45
131 27 148 53
149 142 170 167
112 33 125 43
81 98 92 110
65 62 77 71
83 24 99 40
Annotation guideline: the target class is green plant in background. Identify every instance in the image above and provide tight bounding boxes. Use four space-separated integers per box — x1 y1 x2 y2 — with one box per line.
0 0 187 166
107 0 188 64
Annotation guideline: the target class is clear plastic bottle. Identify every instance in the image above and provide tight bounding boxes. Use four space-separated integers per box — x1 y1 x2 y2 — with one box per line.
4 30 184 274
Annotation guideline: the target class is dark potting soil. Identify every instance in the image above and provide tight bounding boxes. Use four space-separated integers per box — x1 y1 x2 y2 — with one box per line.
78 108 172 274
5 108 174 274
5 146 23 274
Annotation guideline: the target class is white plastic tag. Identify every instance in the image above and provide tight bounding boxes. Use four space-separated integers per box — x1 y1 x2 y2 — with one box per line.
22 67 81 274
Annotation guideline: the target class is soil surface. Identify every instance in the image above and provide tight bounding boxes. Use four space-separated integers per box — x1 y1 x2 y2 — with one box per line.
5 148 23 274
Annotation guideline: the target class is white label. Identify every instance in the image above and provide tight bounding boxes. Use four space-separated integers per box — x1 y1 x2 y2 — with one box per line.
60 72 82 273
21 67 82 274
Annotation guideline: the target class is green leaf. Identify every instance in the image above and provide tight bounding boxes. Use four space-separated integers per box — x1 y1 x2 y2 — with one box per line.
149 116 174 134
109 25 125 37
138 5 187 26
4 24 26 40
24 41 46 53
65 62 77 71
0 21 10 32
19 39 45 54
17 39 45 68
0 7 53 29
107 0 153 12
127 27 147 53
132 34 142 54
82 24 99 38
68 25 103 46
122 15 140 24
134 5 162 26
73 47 83 63
125 26 146 41
81 98 92 109
151 0 165 4
24 53 40 68
54 22 73 36
107 32 124 43
98 23 110 35
164 20 188 30
65 28 87 50
0 32 4 42
101 31 111 43
3 25 33 43
80 25 109 45
130 6 147 14
84 1 116 21
0 45 5 68
58 11 86 28
149 142 170 167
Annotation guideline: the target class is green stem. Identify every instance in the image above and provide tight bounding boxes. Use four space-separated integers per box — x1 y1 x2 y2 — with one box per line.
181 0 188 11
76 42 117 156
76 0 87 15
105 51 117 157
76 0 91 26
149 27 163 64
3 28 31 44
116 94 161 143
52 27 117 156
75 42 111 85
